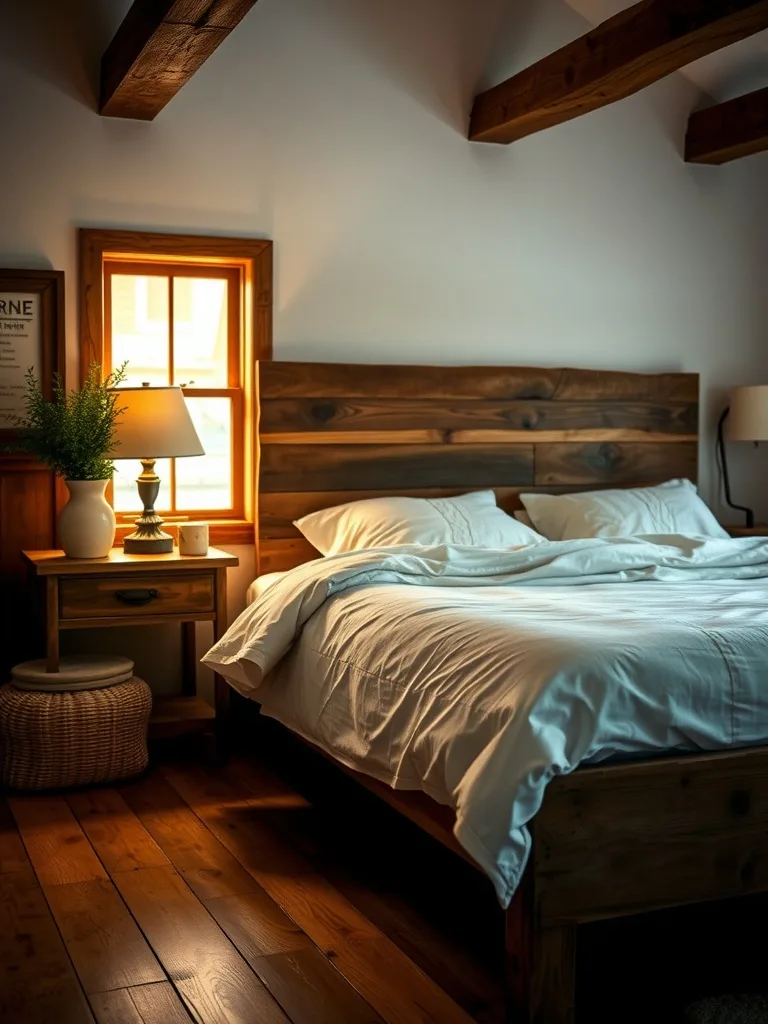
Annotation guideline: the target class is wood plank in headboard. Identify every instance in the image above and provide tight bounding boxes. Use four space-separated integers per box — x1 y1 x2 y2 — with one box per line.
257 362 699 572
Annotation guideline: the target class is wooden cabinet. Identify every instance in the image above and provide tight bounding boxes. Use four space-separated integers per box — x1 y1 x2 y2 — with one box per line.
23 547 239 738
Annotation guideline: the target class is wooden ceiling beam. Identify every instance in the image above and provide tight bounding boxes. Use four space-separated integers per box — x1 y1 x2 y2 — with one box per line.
685 85 768 163
100 0 260 120
469 0 768 145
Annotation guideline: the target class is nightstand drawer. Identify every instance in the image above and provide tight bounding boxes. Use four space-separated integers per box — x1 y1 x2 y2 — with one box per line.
60 573 215 620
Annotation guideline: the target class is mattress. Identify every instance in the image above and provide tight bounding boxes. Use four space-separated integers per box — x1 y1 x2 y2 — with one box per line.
205 537 768 905
245 571 287 605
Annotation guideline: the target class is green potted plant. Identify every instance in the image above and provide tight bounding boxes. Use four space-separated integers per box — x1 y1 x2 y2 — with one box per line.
10 362 128 558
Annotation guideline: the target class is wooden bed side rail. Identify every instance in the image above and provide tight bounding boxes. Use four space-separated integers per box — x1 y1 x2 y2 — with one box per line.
315 738 768 931
531 744 768 928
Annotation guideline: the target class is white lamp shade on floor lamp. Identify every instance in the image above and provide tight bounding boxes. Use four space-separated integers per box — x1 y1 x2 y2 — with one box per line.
111 384 204 553
726 386 768 442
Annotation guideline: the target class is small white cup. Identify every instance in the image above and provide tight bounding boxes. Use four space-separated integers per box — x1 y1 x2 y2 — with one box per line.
178 522 209 556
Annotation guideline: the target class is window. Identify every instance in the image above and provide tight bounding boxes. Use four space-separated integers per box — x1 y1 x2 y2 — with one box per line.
79 230 272 545
105 263 241 516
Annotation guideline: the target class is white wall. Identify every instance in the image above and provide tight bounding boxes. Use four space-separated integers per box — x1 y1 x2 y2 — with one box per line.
2 0 766 689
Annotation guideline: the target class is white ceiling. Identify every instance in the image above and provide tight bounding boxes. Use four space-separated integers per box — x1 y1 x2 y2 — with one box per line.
563 0 768 100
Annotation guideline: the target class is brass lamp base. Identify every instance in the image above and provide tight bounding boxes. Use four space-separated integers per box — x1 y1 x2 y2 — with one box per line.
123 523 174 554
123 457 174 554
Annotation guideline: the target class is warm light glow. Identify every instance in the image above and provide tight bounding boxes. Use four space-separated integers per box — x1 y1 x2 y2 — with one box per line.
174 278 228 388
111 275 168 386
112 386 204 459
176 398 232 510
111 275 228 388
108 272 235 514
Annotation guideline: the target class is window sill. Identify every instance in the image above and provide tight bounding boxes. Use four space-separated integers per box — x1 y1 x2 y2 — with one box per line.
114 520 255 547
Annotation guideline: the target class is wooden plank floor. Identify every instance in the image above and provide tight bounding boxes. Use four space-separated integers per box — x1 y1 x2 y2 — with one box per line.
0 751 502 1024
3 736 764 1024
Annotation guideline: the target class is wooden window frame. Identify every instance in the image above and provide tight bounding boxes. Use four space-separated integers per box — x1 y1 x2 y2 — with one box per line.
103 261 244 520
79 229 272 546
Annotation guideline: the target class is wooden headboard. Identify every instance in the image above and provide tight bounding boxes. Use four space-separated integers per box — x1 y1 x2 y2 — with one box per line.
256 362 699 573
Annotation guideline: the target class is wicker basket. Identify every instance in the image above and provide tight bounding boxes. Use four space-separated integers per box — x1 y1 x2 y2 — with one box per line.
0 677 152 790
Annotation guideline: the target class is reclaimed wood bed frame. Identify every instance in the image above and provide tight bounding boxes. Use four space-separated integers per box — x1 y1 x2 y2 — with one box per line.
254 360 768 1024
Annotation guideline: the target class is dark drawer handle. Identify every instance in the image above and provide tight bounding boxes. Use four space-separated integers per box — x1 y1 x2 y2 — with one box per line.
114 588 158 606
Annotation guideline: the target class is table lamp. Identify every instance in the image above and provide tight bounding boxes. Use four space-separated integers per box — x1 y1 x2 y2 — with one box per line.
717 385 768 528
112 384 204 553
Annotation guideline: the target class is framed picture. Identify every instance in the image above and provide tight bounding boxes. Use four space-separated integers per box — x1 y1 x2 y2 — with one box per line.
0 269 65 440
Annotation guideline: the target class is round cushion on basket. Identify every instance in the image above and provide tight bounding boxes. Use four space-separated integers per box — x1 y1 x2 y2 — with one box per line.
0 675 152 790
11 655 134 692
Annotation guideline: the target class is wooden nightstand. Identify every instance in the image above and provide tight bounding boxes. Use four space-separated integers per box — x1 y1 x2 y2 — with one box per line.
726 526 768 537
22 547 239 739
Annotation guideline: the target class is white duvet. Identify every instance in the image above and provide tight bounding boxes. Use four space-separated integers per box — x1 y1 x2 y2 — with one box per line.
203 536 768 906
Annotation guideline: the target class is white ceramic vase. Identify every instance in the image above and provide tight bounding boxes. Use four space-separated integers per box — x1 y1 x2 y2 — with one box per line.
59 479 116 559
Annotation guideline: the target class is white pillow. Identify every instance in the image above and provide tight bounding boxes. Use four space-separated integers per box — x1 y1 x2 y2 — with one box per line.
294 490 545 555
520 479 728 541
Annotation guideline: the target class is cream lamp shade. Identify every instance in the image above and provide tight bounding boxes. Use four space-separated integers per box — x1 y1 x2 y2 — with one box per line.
110 384 204 553
726 386 768 442
111 385 205 459
718 383 768 530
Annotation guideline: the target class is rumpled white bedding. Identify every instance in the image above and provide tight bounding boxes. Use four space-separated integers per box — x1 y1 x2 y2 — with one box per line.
203 536 768 906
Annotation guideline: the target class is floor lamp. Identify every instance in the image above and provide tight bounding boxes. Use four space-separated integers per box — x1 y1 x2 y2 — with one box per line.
717 385 768 528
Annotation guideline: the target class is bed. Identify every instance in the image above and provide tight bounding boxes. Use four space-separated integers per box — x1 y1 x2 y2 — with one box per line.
209 361 768 1024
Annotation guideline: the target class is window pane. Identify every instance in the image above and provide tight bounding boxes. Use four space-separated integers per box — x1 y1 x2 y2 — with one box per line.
173 278 228 387
175 398 232 511
111 275 169 386
113 459 172 514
